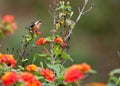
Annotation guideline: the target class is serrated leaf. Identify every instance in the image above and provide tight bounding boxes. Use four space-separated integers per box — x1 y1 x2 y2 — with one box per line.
61 52 73 61
47 64 63 76
32 54 48 63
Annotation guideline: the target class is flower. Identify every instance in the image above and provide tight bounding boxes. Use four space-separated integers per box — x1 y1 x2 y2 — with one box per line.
0 53 16 67
36 37 48 46
21 72 36 83
62 41 68 48
80 63 91 73
64 67 84 83
2 15 17 35
21 72 42 86
86 82 106 86
54 37 63 44
2 15 14 23
2 72 19 86
26 80 42 86
41 68 55 82
26 64 38 72
68 63 91 74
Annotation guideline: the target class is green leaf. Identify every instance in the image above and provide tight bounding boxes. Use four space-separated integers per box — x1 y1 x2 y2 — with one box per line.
22 59 28 63
107 82 116 86
110 68 120 76
47 64 64 76
18 65 24 71
65 5 72 12
45 36 52 42
35 76 44 80
32 54 48 63
116 79 120 86
61 52 73 61
89 69 97 74
25 34 32 42
53 45 62 57
15 81 25 86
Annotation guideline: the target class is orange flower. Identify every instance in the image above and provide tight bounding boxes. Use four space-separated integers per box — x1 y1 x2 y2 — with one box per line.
2 15 17 35
80 63 91 73
36 37 48 46
2 72 19 86
41 68 55 82
26 64 38 72
68 63 91 74
54 37 63 44
26 80 42 86
64 67 84 83
86 82 106 86
0 53 16 67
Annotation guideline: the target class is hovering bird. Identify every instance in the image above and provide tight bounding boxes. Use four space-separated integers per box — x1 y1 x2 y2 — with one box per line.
26 20 42 38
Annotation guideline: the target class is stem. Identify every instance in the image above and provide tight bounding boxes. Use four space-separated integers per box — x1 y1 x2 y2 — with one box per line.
76 81 81 86
63 15 67 40
17 39 32 66
50 0 57 65
43 46 52 56
50 32 55 65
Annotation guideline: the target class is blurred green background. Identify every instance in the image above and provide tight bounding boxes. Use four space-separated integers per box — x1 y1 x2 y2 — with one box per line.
0 0 120 84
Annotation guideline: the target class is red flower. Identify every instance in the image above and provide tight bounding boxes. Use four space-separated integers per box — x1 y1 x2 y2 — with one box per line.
36 37 48 46
21 72 42 86
54 37 63 44
2 15 17 35
0 53 16 67
26 80 42 86
41 68 55 82
21 72 36 83
2 72 19 86
64 67 84 83
26 64 38 72
62 42 68 48
2 15 14 23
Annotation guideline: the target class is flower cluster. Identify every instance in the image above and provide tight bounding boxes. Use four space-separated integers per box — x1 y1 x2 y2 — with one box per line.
64 63 91 83
0 15 17 37
2 71 42 86
41 68 55 82
0 53 16 67
21 72 42 86
36 37 67 48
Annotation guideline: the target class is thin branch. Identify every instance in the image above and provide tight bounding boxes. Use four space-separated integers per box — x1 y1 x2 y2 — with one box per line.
65 29 72 41
75 0 89 23
82 3 94 15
